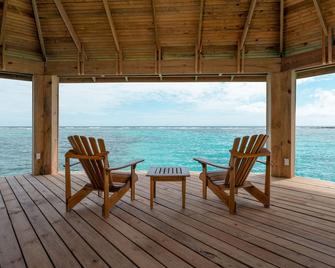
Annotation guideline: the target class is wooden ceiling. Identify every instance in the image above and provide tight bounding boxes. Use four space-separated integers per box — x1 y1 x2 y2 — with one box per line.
0 0 334 77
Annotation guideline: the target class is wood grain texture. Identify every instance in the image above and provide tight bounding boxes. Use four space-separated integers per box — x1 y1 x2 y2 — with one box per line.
1 172 335 267
1 0 335 75
32 75 59 175
270 71 296 178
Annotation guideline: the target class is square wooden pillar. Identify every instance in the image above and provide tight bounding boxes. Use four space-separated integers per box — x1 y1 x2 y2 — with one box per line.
32 75 59 175
268 71 296 178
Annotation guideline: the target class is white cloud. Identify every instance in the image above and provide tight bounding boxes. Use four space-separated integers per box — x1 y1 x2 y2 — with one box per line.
297 89 335 126
60 82 266 115
297 76 317 86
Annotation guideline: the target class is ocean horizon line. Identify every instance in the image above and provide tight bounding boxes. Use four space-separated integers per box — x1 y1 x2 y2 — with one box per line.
0 125 335 128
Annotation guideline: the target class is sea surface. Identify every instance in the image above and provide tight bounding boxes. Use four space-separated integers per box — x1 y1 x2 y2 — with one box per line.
0 126 334 181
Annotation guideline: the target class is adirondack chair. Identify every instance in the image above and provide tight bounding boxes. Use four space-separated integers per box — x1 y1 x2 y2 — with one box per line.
65 135 144 218
194 134 271 214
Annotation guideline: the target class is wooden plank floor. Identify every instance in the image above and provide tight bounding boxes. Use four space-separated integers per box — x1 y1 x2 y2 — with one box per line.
1 173 335 268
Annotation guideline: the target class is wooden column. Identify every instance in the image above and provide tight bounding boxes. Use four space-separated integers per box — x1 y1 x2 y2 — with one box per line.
32 75 59 175
268 71 296 178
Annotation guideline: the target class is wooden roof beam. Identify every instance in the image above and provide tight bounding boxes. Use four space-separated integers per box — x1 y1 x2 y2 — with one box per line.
151 0 161 74
32 0 47 61
195 0 205 73
240 0 257 50
197 0 205 52
0 0 8 46
280 0 284 56
53 0 82 53
312 0 328 36
151 0 160 50
102 0 120 53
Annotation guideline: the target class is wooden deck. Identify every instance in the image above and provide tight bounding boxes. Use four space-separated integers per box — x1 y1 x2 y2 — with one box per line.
1 173 335 268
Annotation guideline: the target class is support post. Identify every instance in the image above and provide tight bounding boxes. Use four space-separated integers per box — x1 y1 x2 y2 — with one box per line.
268 71 296 178
32 75 59 175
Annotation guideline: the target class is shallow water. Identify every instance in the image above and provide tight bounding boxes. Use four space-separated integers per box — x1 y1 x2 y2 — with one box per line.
0 126 334 181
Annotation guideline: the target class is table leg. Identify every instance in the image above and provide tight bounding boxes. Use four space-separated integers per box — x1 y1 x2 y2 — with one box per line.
153 180 156 198
182 177 186 208
150 177 154 209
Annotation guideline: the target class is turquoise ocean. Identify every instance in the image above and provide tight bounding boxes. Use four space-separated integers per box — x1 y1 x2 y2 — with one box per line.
0 126 334 181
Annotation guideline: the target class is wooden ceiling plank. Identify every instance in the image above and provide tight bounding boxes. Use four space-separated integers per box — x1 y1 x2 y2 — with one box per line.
0 0 8 46
32 0 47 61
312 0 328 36
53 0 82 52
102 0 120 53
240 0 257 50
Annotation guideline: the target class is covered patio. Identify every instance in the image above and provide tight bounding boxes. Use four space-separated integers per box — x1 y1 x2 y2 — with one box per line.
1 0 335 266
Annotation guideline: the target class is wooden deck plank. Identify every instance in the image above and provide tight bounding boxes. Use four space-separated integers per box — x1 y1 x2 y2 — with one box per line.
39 174 193 268
4 176 82 268
0 178 26 268
24 174 136 268
14 175 109 268
34 174 169 268
69 173 245 267
133 180 334 268
161 177 335 247
1 172 335 268
0 177 53 268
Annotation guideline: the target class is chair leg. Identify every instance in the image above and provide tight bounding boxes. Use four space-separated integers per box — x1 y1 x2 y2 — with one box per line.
65 157 71 212
202 177 207 199
229 188 236 214
131 176 136 201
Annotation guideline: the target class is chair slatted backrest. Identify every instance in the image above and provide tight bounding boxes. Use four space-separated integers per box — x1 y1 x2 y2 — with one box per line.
68 135 109 190
225 134 269 187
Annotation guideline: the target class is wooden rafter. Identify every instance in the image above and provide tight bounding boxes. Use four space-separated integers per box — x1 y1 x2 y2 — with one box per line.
102 0 120 53
151 0 161 74
53 0 86 74
197 0 205 51
0 0 8 70
312 0 328 36
279 0 284 55
240 0 257 50
102 0 121 74
328 27 333 63
32 0 47 61
53 0 82 53
195 0 205 73
0 0 8 46
151 0 160 50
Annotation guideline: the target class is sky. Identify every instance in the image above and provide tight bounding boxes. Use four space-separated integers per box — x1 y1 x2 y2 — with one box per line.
0 73 334 126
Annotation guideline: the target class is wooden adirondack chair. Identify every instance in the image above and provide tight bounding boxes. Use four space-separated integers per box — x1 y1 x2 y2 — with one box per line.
194 134 271 214
65 135 144 218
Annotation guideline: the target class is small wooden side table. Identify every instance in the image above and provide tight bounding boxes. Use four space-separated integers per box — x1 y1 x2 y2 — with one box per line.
146 167 190 208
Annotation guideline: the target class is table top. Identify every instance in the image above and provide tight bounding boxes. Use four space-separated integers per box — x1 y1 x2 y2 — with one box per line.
146 166 190 177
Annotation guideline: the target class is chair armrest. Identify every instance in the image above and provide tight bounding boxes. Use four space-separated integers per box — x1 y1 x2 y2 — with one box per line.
63 161 80 168
256 160 266 165
107 159 144 171
193 158 231 170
